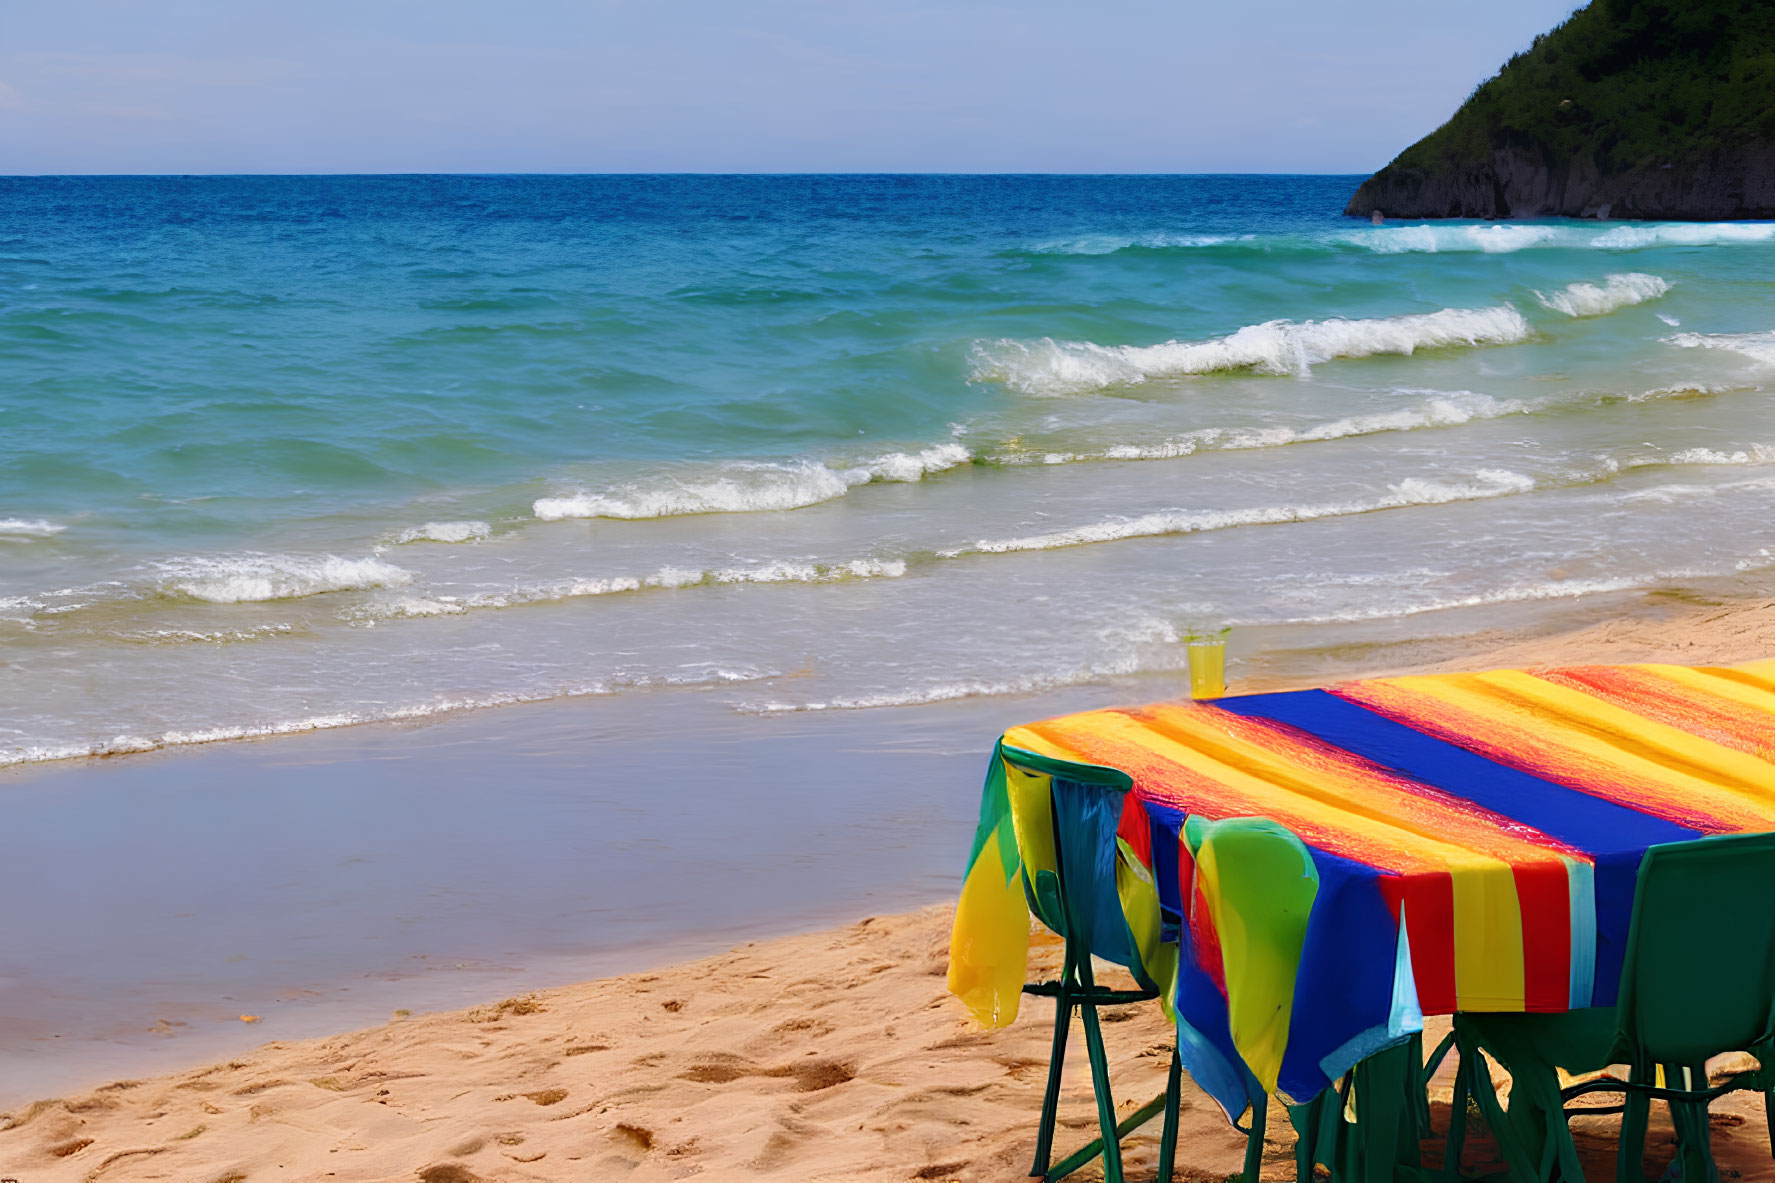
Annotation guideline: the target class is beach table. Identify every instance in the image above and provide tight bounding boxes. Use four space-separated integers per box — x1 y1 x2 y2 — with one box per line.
948 661 1775 1126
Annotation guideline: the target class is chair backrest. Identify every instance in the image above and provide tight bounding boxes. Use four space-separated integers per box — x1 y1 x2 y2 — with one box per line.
1614 831 1775 1068
999 746 1170 993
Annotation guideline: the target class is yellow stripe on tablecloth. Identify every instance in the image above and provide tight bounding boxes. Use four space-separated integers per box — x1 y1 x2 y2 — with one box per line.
1736 658 1775 683
1356 672 1775 830
1647 663 1775 712
1002 725 1086 763
1448 860 1527 1010
1632 664 1775 757
1476 670 1775 793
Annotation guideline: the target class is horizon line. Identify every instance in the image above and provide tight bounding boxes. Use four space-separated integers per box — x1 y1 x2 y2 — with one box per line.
0 170 1374 180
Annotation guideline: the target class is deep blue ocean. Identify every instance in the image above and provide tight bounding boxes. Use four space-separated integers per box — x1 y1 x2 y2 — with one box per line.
4 174 1775 765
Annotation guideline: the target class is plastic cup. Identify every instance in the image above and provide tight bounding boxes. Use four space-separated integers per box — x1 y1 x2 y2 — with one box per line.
1186 632 1228 700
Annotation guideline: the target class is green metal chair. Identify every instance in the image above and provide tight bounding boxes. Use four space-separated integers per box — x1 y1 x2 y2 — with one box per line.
1448 831 1775 1183
1000 748 1181 1183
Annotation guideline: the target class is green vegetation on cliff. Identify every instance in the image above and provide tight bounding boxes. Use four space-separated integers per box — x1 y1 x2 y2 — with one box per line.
1351 0 1775 218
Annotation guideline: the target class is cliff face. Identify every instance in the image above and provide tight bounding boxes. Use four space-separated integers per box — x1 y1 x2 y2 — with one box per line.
1348 0 1775 220
1350 141 1775 220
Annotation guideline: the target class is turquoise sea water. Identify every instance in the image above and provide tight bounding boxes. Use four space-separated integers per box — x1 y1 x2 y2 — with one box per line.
4 174 1775 765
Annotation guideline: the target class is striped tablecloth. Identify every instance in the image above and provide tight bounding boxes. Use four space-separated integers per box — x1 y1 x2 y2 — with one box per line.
948 661 1775 1113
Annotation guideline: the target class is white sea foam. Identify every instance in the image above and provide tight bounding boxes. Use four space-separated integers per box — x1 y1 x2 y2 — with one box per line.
1263 572 1698 627
394 520 491 544
950 469 1538 556
114 623 298 645
971 306 1530 394
1663 444 1775 466
454 556 908 611
0 518 66 537
1536 273 1669 317
1356 224 1563 254
535 460 852 520
348 595 469 622
1667 330 1775 367
157 554 414 603
1593 223 1775 249
0 665 787 769
1030 233 1247 255
1351 222 1775 255
534 446 969 521
1005 392 1530 465
838 442 972 483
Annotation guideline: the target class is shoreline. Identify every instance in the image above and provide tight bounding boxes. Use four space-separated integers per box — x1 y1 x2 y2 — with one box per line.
8 573 1770 783
0 591 1770 1156
5 593 1773 1082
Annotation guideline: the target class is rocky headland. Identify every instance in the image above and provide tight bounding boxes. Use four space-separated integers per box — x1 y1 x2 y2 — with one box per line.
1348 0 1775 220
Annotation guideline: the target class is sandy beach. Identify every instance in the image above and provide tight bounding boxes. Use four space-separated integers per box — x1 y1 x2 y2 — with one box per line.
2 908 1773 1183
4 593 1773 1181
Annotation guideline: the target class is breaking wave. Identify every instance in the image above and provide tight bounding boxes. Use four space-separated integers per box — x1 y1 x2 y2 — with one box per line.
533 444 970 521
1348 222 1774 255
1659 444 1775 467
1001 391 1532 464
1536 273 1669 317
1027 232 1250 255
1592 223 1775 249
971 305 1530 394
394 520 492 544
948 469 1540 555
0 518 67 537
156 554 414 603
1667 330 1775 367
1356 224 1563 254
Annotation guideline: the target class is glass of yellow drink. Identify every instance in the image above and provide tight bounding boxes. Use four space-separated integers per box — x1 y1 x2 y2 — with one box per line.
1186 628 1230 700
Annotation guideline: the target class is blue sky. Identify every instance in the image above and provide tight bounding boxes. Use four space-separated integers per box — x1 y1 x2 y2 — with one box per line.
1 1 1583 174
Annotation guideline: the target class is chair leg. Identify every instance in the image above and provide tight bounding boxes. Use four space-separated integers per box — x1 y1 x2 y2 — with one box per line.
1076 957 1126 1183
1669 1067 1716 1183
1029 984 1074 1178
1157 1044 1182 1183
1464 1041 1539 1183
1444 1047 1471 1183
1617 1086 1651 1183
1243 1087 1269 1183
1290 1095 1324 1183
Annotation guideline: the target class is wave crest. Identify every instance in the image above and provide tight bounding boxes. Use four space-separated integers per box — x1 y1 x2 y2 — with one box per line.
1668 330 1775 367
0 518 67 537
158 554 414 603
951 469 1538 555
1594 223 1775 249
1027 232 1248 255
394 520 491 544
971 305 1530 394
534 444 969 522
1536 273 1669 317
1357 224 1560 254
